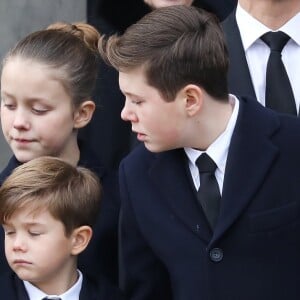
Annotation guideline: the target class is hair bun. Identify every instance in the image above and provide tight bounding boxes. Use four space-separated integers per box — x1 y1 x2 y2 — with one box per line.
47 21 100 53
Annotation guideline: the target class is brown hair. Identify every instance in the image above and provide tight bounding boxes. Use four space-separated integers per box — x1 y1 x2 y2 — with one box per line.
2 22 101 107
0 156 101 236
99 5 229 101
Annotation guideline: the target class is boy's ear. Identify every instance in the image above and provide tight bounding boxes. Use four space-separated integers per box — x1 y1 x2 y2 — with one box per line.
70 225 93 255
73 100 95 129
182 84 203 116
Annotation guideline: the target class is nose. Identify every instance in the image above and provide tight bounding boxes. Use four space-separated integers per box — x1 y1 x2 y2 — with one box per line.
13 109 30 130
12 234 27 252
121 100 138 122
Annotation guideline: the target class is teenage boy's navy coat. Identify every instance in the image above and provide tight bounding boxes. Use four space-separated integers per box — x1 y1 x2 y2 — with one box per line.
222 11 257 100
0 142 120 285
119 97 300 300
0 272 124 299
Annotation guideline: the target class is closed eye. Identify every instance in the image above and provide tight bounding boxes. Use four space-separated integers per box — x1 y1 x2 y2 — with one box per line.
4 231 16 235
32 108 49 115
3 104 16 110
29 231 42 236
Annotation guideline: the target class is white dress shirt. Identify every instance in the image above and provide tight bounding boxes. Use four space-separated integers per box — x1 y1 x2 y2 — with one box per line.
184 94 239 194
23 269 83 300
236 3 300 113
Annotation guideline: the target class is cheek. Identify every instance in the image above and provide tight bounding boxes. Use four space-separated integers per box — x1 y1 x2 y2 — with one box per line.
38 114 74 135
1 117 12 139
0 111 11 128
4 239 14 258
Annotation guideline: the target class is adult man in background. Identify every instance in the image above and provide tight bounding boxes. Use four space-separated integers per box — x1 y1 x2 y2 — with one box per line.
223 0 300 115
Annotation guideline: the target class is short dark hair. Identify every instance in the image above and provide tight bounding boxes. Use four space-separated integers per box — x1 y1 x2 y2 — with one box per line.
99 5 229 101
0 156 101 236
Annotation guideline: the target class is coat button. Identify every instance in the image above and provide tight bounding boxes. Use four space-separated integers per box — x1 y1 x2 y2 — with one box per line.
209 248 223 262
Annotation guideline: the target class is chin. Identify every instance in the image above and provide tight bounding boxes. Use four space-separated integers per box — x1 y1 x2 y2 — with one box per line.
14 154 35 163
144 142 171 153
14 152 41 163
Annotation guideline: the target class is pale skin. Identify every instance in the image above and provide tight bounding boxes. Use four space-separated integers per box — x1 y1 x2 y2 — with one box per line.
0 57 95 166
3 206 92 295
239 0 300 29
144 0 194 9
120 67 233 152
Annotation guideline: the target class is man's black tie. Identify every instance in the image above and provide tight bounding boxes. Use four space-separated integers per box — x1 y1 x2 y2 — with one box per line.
261 31 297 115
196 153 221 229
42 297 62 300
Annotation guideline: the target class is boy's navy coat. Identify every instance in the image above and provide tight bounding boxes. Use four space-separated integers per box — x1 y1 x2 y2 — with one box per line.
0 142 120 285
0 272 124 300
119 97 300 300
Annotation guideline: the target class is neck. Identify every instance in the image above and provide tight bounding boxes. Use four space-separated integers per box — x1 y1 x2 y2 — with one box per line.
239 0 300 29
193 97 233 150
59 134 80 166
33 263 78 295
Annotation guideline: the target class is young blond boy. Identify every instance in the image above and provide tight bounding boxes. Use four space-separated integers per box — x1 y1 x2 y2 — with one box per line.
0 156 123 300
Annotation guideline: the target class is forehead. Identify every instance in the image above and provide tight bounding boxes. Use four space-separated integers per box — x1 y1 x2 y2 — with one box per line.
2 57 61 79
119 68 161 98
1 57 70 101
1 57 67 94
4 203 49 223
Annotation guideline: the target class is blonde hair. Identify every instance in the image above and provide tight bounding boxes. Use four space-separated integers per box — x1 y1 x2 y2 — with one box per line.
0 156 101 236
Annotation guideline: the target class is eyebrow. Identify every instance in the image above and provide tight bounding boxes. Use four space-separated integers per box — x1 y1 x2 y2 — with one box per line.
123 91 144 99
1 90 50 103
3 221 45 227
1 91 15 98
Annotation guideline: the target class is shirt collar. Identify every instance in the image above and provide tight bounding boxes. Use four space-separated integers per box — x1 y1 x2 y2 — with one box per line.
280 12 300 46
23 269 83 300
236 3 270 50
184 94 239 174
236 3 300 50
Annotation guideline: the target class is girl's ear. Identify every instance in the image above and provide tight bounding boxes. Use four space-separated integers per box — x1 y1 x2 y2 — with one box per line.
73 100 95 129
70 225 93 255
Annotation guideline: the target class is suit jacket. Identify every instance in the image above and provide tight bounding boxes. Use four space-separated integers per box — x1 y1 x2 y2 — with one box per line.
119 97 300 300
0 141 120 285
0 271 124 300
222 10 257 100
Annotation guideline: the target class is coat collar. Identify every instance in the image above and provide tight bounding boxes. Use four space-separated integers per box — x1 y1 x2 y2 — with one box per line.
149 98 279 245
210 97 279 246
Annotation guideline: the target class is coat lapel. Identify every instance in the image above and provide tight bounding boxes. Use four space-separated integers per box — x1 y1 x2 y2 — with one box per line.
13 274 30 300
210 98 280 246
222 11 256 99
149 149 212 243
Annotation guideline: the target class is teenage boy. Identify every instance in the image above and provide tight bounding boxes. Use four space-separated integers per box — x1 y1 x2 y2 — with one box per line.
0 156 123 300
99 5 300 300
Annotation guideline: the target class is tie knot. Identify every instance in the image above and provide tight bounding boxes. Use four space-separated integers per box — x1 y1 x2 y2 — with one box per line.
196 153 217 173
261 31 290 52
42 297 62 300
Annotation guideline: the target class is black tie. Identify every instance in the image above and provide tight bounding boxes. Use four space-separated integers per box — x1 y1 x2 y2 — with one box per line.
42 297 62 300
196 153 221 229
261 31 297 115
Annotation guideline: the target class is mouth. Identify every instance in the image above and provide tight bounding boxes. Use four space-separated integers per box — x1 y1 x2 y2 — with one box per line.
13 138 34 144
137 133 147 142
13 259 32 265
